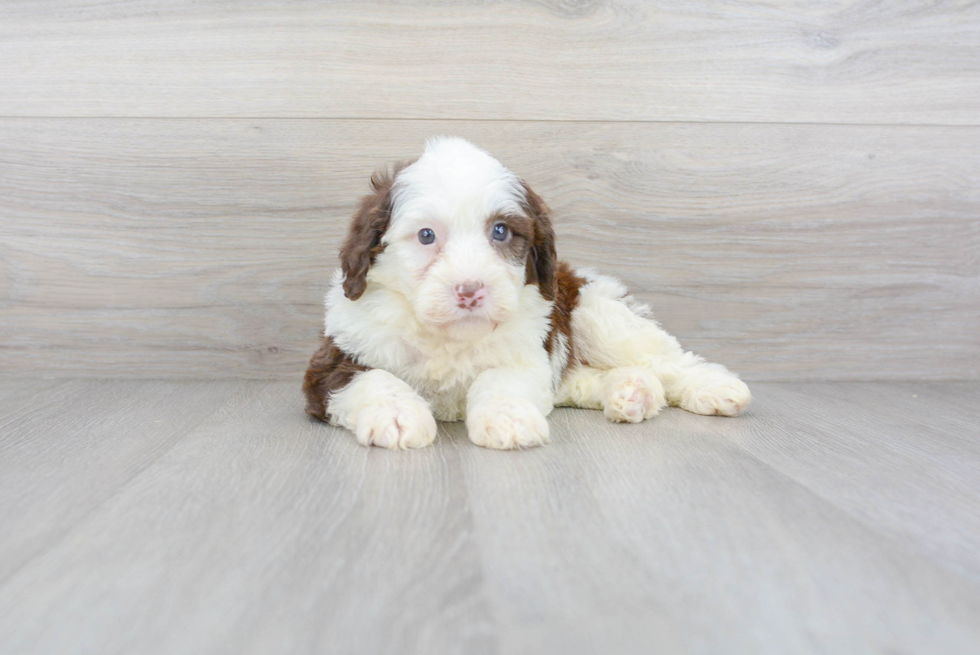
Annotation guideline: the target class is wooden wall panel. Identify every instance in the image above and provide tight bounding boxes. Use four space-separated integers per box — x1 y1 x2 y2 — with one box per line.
1 119 977 379
1 1 978 123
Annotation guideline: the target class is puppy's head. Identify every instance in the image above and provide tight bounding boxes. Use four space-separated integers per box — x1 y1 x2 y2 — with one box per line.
340 137 556 339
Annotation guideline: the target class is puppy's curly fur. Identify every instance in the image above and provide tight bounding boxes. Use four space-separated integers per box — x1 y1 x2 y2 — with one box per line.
305 137 750 449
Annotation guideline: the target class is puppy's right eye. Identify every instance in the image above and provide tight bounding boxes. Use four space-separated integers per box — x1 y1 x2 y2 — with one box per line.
418 228 436 245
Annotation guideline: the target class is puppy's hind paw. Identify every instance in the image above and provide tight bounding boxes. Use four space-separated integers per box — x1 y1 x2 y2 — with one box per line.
683 378 751 417
354 398 438 450
467 399 549 450
603 368 667 423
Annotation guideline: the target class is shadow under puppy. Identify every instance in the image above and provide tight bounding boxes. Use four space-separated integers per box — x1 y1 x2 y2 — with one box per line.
304 137 750 450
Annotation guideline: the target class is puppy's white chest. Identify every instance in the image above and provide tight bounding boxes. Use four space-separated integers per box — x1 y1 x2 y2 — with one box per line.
399 347 492 422
325 274 555 423
399 333 546 422
426 386 470 422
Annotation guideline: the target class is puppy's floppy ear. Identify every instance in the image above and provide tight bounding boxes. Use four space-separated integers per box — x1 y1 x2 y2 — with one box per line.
521 181 558 301
339 162 409 300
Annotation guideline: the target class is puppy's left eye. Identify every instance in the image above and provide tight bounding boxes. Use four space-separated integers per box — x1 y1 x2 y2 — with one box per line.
492 223 509 241
418 228 436 245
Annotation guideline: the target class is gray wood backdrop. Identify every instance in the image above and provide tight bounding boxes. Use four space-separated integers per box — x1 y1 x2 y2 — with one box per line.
1 1 978 380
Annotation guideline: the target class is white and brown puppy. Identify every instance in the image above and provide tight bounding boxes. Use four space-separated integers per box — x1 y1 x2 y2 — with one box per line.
304 137 750 450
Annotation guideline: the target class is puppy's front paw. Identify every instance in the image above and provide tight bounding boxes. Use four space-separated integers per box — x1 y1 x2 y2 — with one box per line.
354 398 437 450
683 377 751 417
603 368 667 423
467 399 549 450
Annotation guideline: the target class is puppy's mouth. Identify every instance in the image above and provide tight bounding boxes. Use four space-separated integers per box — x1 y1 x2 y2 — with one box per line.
425 309 501 335
412 288 509 334
454 314 499 328
433 312 495 328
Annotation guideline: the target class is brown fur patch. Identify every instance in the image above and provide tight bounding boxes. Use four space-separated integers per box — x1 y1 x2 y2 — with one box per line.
546 261 587 374
520 181 557 301
485 212 532 264
303 335 370 421
340 160 415 301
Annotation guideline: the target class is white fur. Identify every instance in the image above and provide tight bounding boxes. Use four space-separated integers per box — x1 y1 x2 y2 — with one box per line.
322 137 750 450
559 366 667 423
367 137 528 340
328 369 437 449
554 270 751 417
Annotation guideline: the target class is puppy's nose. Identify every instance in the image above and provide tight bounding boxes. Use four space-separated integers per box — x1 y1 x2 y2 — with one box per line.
455 280 486 309
455 280 484 298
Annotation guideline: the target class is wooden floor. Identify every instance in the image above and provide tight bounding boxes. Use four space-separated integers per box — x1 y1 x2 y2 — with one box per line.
0 379 978 654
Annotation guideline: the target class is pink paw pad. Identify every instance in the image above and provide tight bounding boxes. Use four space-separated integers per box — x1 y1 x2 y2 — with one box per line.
603 372 666 424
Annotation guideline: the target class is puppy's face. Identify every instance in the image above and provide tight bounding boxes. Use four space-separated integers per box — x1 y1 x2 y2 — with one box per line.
339 138 556 340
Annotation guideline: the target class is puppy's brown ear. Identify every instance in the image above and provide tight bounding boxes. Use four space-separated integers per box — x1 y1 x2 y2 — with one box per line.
522 181 558 301
339 163 408 300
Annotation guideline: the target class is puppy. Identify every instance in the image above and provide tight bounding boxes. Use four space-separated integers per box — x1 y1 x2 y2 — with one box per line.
304 137 750 449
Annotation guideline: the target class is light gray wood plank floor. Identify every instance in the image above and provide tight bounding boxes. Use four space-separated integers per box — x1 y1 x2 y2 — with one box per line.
0 380 978 654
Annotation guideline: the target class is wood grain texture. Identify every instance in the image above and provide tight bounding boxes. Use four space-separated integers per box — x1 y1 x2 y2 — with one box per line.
0 380 240 583
0 381 495 655
458 401 980 653
729 382 980 580
2 1 979 123
1 380 979 654
2 119 977 379
0 377 63 403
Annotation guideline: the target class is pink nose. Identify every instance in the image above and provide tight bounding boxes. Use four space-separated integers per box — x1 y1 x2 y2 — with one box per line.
455 280 486 309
